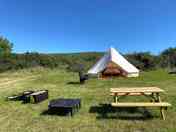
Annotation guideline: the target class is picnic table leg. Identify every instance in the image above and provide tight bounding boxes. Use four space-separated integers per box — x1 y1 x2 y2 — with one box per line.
156 93 161 102
113 93 117 102
150 93 155 102
158 94 161 102
160 107 166 120
115 94 119 103
156 93 165 120
113 96 116 102
115 96 118 103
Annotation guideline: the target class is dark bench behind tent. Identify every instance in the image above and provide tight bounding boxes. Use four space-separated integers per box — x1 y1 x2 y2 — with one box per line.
79 71 89 84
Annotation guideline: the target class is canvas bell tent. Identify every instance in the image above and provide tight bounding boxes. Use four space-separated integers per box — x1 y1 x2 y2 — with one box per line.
87 47 139 78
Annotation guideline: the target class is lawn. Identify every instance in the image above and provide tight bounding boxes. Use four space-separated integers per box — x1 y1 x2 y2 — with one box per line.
0 68 176 132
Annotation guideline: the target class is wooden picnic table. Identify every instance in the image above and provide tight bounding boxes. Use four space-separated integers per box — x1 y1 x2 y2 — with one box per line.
110 87 171 120
110 87 164 93
110 87 164 103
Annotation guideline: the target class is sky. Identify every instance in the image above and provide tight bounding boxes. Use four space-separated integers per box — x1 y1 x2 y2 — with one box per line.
0 0 176 54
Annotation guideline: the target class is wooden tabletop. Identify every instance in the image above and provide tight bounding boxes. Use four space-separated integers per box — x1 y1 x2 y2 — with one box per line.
110 87 165 93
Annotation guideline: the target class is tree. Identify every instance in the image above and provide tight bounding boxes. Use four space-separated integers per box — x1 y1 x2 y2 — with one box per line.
159 47 176 69
0 36 13 57
126 52 157 71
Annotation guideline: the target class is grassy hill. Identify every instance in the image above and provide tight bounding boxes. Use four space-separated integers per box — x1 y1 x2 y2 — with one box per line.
0 68 175 132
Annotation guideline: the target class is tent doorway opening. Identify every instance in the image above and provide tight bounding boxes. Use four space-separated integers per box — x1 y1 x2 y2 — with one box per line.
100 62 126 78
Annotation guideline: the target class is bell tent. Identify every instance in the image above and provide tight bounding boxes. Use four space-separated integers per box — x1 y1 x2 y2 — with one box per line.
87 47 139 78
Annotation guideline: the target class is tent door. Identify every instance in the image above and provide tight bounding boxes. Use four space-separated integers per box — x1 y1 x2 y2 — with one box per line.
100 62 125 78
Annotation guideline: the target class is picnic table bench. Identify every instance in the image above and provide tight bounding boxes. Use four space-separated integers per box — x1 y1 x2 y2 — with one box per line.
110 87 171 120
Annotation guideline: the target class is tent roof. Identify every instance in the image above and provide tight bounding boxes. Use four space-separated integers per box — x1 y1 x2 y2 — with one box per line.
87 47 139 74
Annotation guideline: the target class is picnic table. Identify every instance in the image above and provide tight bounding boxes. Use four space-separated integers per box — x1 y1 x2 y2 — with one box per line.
110 87 171 120
110 87 164 103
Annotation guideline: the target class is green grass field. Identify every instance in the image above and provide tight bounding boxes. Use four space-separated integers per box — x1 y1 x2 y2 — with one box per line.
0 68 176 132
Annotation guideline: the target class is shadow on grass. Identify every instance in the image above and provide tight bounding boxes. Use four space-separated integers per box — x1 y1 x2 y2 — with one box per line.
41 109 72 116
89 104 154 120
67 81 81 85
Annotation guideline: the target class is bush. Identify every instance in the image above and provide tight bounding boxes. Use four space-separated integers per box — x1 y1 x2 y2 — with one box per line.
1 36 176 73
126 52 157 71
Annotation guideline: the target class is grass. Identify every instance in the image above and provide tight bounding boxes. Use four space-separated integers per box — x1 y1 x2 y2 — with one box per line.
0 68 176 132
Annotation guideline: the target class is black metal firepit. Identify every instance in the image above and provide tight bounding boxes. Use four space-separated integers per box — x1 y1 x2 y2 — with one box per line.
48 98 81 116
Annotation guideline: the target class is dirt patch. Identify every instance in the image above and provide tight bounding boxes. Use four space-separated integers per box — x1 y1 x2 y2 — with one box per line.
0 75 40 87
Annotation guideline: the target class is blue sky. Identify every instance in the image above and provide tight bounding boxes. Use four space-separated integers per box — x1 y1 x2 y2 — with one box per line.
0 0 176 54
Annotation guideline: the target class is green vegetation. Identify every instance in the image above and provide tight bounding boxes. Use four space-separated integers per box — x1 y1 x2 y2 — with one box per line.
1 36 176 73
1 47 176 73
0 68 175 132
0 36 13 57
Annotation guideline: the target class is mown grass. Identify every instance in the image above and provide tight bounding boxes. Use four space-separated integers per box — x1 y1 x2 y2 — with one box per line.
0 68 176 132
